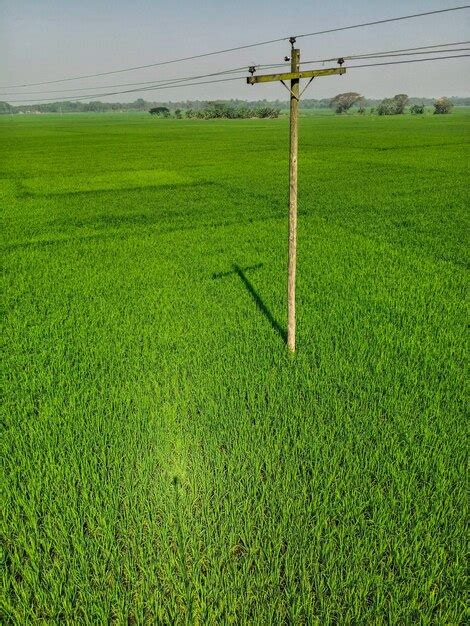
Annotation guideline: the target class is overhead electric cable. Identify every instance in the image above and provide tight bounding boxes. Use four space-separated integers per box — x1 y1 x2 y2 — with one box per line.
0 66 249 96
258 41 470 69
346 47 470 60
346 53 470 69
294 6 469 40
304 46 470 65
3 5 468 88
4 41 468 97
340 40 470 57
6 53 469 104
251 52 470 72
5 76 244 104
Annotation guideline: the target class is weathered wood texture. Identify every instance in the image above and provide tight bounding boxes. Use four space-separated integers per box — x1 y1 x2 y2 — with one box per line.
287 48 300 353
247 66 345 84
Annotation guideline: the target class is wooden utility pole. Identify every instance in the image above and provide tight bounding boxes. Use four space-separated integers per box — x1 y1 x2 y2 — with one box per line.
287 42 300 352
247 42 346 352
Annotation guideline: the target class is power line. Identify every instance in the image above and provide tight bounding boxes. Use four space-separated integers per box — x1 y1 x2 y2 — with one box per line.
0 45 285 89
5 53 469 105
3 40 468 98
346 53 470 70
294 6 469 40
343 40 470 58
259 41 470 69
256 52 470 72
3 5 469 88
347 47 470 60
0 67 249 96
5 76 243 104
305 46 470 65
306 41 470 64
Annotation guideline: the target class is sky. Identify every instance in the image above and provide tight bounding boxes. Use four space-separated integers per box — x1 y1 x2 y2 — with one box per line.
1 0 469 104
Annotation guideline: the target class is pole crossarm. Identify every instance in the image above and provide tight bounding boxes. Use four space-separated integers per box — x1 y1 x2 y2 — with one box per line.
247 66 346 84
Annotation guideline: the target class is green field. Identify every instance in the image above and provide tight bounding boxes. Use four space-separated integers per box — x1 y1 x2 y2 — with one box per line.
2 110 468 623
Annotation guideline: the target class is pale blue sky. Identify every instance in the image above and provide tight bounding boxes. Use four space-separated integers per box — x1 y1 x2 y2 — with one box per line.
1 0 469 102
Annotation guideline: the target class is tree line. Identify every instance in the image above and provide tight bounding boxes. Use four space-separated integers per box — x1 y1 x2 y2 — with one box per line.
329 93 454 115
150 95 454 119
150 102 279 119
1 95 467 115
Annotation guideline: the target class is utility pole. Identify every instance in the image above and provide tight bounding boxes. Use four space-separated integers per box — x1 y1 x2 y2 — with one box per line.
247 42 345 352
287 40 300 352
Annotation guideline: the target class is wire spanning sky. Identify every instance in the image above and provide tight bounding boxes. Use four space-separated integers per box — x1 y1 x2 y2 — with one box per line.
1 0 469 102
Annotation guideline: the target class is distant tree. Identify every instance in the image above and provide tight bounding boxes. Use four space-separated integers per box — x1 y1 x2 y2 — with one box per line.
357 106 366 115
181 103 279 120
85 101 104 112
135 98 146 110
254 106 280 119
410 104 425 114
377 98 395 115
204 102 237 118
236 107 251 119
0 101 13 114
174 109 182 119
149 106 170 117
377 94 409 115
330 93 364 114
392 94 409 114
434 97 453 114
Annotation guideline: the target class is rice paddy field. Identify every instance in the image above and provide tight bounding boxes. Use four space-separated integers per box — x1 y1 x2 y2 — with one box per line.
2 109 468 623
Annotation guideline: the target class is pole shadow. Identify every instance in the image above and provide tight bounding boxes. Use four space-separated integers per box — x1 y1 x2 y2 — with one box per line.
232 264 287 343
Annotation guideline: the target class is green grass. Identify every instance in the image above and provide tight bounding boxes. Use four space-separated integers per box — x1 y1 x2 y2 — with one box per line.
2 110 468 623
